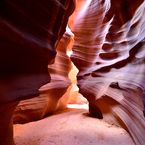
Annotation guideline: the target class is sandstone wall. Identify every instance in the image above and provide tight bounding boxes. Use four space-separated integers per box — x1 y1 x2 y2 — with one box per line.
70 0 145 144
0 1 75 144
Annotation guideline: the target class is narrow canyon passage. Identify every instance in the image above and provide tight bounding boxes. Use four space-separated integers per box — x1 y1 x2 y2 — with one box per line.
0 0 145 145
12 26 134 145
12 27 134 145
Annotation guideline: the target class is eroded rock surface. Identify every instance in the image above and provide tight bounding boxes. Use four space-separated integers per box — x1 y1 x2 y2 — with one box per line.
13 29 74 123
70 0 145 144
0 0 75 145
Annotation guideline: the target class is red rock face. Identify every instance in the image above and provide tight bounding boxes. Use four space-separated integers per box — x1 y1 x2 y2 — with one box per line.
70 0 145 144
0 0 145 145
0 0 75 103
13 29 74 123
0 1 75 145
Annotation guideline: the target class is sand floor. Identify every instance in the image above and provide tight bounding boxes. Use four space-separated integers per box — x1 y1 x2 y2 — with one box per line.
14 105 135 145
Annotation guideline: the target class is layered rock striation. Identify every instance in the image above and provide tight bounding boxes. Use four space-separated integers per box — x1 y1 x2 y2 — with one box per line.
13 28 74 123
70 0 145 144
0 0 75 145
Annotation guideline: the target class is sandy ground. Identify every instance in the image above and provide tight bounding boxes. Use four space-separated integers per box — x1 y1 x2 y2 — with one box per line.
14 105 135 145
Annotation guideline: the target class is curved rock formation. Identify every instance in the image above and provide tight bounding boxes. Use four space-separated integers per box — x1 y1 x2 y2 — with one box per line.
70 0 145 144
0 1 75 145
13 25 87 124
143 89 145 116
13 28 74 123
68 62 88 104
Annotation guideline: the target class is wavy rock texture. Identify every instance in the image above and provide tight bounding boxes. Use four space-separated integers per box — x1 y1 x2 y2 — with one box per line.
68 62 88 104
143 89 145 115
70 0 145 144
0 0 75 145
13 26 87 124
13 29 74 123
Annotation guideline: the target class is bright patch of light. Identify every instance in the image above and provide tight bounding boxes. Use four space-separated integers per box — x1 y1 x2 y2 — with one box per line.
66 25 74 37
67 51 73 57
67 104 89 110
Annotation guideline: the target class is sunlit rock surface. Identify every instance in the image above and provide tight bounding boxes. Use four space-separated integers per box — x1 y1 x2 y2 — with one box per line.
68 62 88 104
66 32 88 105
13 26 87 124
70 0 145 144
13 29 74 123
0 1 75 145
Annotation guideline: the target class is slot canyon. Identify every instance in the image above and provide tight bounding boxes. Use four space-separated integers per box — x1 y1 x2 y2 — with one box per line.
0 0 145 145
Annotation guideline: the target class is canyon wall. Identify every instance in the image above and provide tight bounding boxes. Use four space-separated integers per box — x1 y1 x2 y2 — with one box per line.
0 0 75 145
70 0 145 145
13 28 74 123
0 0 145 145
